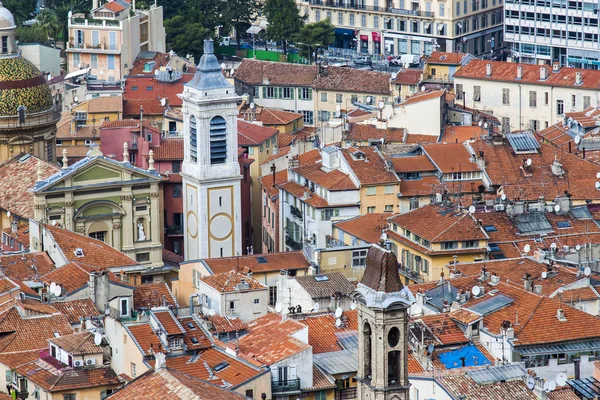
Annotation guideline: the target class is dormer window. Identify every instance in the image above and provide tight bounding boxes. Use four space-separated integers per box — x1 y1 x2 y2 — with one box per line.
120 298 129 317
168 337 183 349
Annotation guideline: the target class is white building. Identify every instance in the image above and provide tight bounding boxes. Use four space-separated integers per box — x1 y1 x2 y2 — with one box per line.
381 88 446 136
180 39 242 260
198 271 269 323
278 272 356 314
453 60 600 132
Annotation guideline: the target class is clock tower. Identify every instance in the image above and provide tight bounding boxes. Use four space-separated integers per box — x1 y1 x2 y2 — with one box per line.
179 38 242 260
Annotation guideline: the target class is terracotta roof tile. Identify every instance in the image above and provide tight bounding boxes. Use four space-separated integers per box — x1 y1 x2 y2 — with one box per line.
416 313 470 345
278 180 338 208
86 96 123 113
0 154 59 218
237 120 278 146
0 277 19 296
45 224 139 269
151 138 183 160
313 66 391 95
299 310 358 354
342 147 399 185
426 52 471 65
546 387 581 400
346 124 405 144
109 367 247 400
391 68 422 85
162 248 184 266
133 282 178 309
51 299 100 325
200 271 266 293
40 262 94 294
103 1 127 12
177 316 211 351
441 125 486 143
438 373 537 400
398 175 444 197
297 148 322 166
240 107 303 125
48 332 102 355
454 60 600 90
293 162 357 191
334 213 391 244
422 142 479 173
408 352 425 374
260 146 291 166
259 169 288 198
153 309 185 335
404 134 439 144
295 273 355 299
201 251 310 275
400 89 445 106
2 225 30 249
0 252 55 281
238 312 310 364
123 75 193 116
306 365 336 390
126 323 162 356
205 313 247 334
391 155 436 173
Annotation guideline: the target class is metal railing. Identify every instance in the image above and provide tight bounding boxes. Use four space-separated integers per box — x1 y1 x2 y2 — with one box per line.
285 236 303 251
422 73 454 83
398 265 425 283
272 378 301 393
0 107 61 130
308 0 434 16
290 205 303 220
337 387 358 400
166 225 183 235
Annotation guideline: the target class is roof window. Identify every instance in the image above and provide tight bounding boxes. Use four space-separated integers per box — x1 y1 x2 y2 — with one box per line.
483 225 497 232
213 362 229 372
314 275 330 282
74 248 85 257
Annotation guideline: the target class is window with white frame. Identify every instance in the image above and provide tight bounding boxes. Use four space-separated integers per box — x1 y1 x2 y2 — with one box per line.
352 249 368 267
168 338 183 349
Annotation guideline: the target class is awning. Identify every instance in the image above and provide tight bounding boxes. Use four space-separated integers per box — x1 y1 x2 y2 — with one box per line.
424 22 431 29
335 27 355 36
64 67 90 80
246 25 262 34
438 23 445 31
372 32 381 42
360 34 369 41
517 339 600 356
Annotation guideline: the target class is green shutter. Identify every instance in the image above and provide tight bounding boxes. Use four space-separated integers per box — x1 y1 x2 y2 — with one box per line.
290 87 294 98
262 87 266 98
298 87 302 99
278 87 283 98
309 88 313 100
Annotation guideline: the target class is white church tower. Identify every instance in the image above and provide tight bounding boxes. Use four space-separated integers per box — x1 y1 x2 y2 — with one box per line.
180 38 242 260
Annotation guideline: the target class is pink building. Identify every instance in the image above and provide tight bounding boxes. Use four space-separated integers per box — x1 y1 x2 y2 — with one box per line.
258 169 287 253
100 119 161 168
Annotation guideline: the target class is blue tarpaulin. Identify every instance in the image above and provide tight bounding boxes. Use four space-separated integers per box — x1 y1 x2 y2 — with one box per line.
438 344 492 369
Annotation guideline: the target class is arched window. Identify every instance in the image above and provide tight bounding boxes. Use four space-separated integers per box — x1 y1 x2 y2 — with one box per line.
189 115 197 162
363 322 372 380
210 116 227 164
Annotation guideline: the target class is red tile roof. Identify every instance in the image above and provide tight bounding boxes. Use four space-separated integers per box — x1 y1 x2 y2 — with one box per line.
259 169 288 198
0 252 55 281
240 107 303 125
389 204 488 243
152 138 183 160
421 142 479 172
346 123 405 143
400 89 445 106
299 310 358 353
313 65 392 95
441 125 486 143
391 68 422 85
40 262 95 294
200 271 266 293
391 155 436 173
48 332 102 355
237 120 278 146
153 309 185 335
426 52 471 65
123 75 193 116
408 352 425 374
51 299 99 325
133 282 178 309
334 213 391 244
278 180 343 208
177 316 212 351
126 323 163 355
238 312 310 365
438 374 537 400
404 134 439 144
86 96 123 114
205 313 248 334
103 1 127 12
260 146 291 166
399 175 444 197
297 148 322 166
293 162 357 191
306 365 336 390
0 154 59 218
201 251 310 275
109 368 248 400
341 146 399 185
2 225 30 250
417 314 470 345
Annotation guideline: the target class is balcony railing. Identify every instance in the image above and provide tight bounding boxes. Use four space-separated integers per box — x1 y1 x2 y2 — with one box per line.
166 225 183 235
337 387 358 400
70 18 121 27
67 41 118 51
290 205 303 220
285 236 303 251
272 378 301 393
398 265 425 283
308 0 434 17
422 73 454 84
0 107 61 130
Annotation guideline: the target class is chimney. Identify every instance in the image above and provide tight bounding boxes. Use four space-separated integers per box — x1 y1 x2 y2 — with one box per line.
516 66 523 80
533 284 542 295
486 63 492 76
576 71 583 86
439 271 445 285
540 66 548 81
552 62 560 73
161 295 167 307
89 272 96 304
523 277 532 292
154 352 166 370
556 308 566 321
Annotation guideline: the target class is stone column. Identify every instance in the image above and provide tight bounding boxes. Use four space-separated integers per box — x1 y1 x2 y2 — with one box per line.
112 218 122 250
120 190 134 252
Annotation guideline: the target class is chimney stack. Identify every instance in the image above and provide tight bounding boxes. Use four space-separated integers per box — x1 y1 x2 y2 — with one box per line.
552 62 560 73
540 66 548 81
486 63 492 76
576 71 583 85
517 65 523 80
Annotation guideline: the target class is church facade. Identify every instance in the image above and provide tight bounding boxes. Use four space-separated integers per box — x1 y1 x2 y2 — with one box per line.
180 39 242 260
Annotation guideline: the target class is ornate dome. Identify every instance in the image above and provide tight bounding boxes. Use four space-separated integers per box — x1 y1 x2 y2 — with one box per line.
0 2 15 30
0 56 53 116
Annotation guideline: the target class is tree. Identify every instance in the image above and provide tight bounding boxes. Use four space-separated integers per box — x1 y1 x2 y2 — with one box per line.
263 0 303 54
52 0 89 41
2 0 37 26
36 10 61 40
222 0 262 48
164 15 210 61
16 25 48 44
294 19 334 61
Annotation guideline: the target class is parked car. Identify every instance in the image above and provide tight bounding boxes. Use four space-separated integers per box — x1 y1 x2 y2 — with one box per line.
354 56 372 66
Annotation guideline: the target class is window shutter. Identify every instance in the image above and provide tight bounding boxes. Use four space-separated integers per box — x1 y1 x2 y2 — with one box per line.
309 88 313 100
5 370 10 383
262 87 266 98
289 365 297 379
271 367 278 381
278 87 283 98
290 87 295 98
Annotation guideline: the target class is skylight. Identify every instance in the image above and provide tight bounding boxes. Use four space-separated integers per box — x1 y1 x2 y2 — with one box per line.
186 322 195 329
256 256 268 264
484 225 497 232
314 275 329 282
213 362 229 372
190 337 199 344
557 221 572 229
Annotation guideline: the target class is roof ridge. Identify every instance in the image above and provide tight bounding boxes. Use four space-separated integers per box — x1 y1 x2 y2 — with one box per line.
431 211 468 241
515 296 545 336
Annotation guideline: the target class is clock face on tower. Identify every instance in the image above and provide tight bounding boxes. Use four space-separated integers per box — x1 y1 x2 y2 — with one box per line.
186 211 198 239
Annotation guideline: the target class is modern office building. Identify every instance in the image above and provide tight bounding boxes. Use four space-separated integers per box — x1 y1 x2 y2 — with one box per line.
297 0 504 57
504 0 600 68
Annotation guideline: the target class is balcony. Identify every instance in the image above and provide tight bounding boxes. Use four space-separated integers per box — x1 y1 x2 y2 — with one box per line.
308 0 434 17
290 205 303 220
0 107 61 131
398 265 425 283
285 236 303 251
336 387 358 400
422 73 454 84
272 378 301 394
67 41 119 53
166 225 183 235
70 18 121 27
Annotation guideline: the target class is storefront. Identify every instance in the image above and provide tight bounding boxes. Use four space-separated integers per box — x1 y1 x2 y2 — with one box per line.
334 28 356 49
372 32 381 55
360 34 369 53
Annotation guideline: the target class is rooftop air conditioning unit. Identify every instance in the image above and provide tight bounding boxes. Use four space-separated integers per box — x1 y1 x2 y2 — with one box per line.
74 360 84 367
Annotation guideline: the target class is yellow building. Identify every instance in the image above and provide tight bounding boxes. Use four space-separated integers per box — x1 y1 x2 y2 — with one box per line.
391 69 422 102
240 106 304 135
386 203 489 284
422 51 474 85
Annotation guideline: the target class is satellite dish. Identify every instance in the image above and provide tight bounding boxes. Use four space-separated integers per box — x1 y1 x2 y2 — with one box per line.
6 211 10 217
350 302 356 310
479 120 483 127
501 193 507 201
208 309 216 316
313 303 320 312
543 381 550 392
68 10 72 19
220 63 226 70
575 135 581 145
427 343 435 354
230 68 235 77
526 158 532 167
249 102 255 110
596 181 600 190
484 122 489 129
378 101 385 110
527 377 535 390
523 244 531 253
585 266 592 276
74 96 79 103
54 285 62 296
275 303 283 313
50 282 56 293
421 86 426 91
554 204 561 213
160 98 166 107
468 205 476 214
51 220 57 226
597 172 600 180
94 332 102 346
366 96 372 104
335 307 343 318
556 373 567 386
471 286 481 297
335 318 342 327
576 244 582 251
542 271 548 279
551 242 557 249
548 380 556 392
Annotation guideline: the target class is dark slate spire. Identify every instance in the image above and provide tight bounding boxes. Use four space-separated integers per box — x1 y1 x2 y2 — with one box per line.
360 245 403 293
186 38 232 91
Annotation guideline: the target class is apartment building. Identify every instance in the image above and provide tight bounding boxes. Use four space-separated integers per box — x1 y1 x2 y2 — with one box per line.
297 0 504 57
453 60 600 132
66 0 165 81
504 0 600 67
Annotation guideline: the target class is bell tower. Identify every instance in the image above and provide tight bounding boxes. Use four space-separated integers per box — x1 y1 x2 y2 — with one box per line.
179 38 242 260
352 245 415 400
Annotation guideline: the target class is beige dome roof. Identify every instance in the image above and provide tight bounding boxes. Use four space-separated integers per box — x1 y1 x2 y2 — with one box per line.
0 3 15 30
